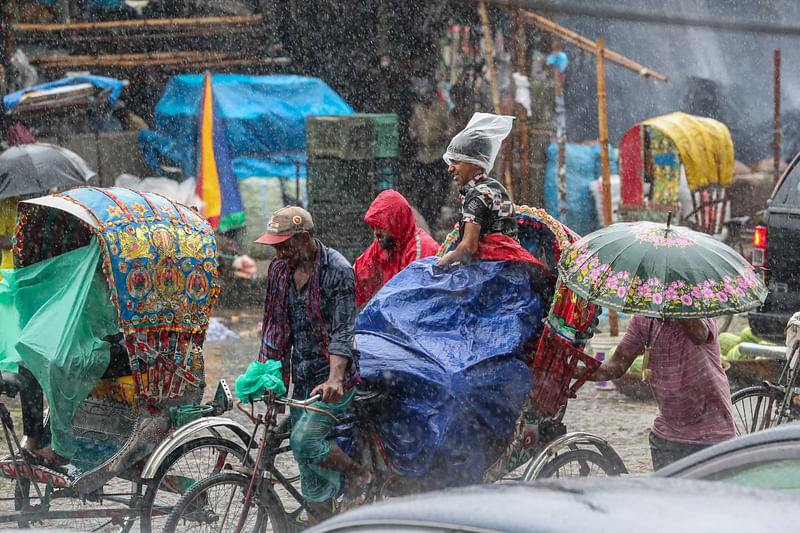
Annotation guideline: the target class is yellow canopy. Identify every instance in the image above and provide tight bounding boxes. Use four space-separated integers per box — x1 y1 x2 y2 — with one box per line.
642 112 734 190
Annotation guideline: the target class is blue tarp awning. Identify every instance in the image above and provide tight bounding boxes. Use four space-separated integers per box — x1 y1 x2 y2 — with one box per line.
139 74 353 179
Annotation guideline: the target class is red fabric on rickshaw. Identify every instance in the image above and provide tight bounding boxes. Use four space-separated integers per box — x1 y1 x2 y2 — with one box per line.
475 234 553 279
620 124 643 205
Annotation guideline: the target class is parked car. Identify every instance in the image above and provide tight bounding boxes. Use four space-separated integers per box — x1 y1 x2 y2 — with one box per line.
655 421 800 491
307 477 800 533
749 152 800 343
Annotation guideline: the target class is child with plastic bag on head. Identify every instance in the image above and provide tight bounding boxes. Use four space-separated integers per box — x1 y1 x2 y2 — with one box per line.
437 112 540 268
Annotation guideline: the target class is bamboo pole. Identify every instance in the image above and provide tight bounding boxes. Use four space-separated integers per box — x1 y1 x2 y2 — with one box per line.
14 26 264 45
13 14 263 32
774 49 781 184
34 57 291 69
517 9 530 203
32 49 256 63
524 11 667 82
596 38 619 337
479 0 512 197
30 50 283 69
479 0 501 115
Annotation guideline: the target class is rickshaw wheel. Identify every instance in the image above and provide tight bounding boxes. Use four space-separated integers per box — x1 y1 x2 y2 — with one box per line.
140 436 249 533
536 449 621 479
163 471 287 533
14 475 137 531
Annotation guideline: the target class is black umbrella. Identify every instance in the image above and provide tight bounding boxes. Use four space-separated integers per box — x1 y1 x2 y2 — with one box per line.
0 143 96 200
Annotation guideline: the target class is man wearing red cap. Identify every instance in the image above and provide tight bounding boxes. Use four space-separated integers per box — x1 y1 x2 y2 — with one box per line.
355 190 439 307
255 206 372 521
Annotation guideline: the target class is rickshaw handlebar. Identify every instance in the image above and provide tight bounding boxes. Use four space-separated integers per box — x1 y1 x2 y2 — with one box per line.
277 394 322 407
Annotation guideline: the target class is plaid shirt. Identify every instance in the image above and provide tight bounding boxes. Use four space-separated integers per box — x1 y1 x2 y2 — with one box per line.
285 244 359 396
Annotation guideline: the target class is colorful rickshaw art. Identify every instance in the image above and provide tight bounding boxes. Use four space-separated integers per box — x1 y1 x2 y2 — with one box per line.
618 112 734 235
0 187 250 532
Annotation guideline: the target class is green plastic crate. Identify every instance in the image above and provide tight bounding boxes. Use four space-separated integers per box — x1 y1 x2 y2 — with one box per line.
353 113 399 158
307 157 376 205
306 115 374 160
309 203 374 262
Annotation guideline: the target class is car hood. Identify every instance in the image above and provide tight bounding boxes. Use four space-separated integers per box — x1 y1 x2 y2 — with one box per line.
309 478 800 533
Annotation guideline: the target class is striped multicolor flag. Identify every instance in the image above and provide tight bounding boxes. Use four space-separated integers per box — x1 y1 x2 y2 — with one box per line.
196 73 245 232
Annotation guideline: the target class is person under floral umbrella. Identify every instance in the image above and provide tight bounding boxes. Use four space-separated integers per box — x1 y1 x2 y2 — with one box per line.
567 216 767 470
579 315 733 470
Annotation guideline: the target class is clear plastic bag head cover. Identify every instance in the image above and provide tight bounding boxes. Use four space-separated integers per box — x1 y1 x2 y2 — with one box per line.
443 112 515 171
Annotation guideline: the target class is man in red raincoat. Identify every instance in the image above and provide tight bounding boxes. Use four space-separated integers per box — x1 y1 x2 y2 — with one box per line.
355 189 439 307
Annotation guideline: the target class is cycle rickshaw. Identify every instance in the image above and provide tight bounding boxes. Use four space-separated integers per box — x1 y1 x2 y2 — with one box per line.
0 186 253 531
618 111 734 236
162 205 627 533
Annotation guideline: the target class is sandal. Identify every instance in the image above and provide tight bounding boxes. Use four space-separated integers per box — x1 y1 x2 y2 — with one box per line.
20 447 69 471
341 477 374 512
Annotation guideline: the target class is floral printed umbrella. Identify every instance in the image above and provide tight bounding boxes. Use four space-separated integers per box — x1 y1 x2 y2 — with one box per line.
557 220 767 319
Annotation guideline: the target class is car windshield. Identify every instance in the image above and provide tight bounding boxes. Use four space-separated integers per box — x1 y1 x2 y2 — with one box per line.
771 158 800 207
711 458 800 493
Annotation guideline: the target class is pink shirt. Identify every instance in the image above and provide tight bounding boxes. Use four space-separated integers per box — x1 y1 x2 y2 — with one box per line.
618 316 735 445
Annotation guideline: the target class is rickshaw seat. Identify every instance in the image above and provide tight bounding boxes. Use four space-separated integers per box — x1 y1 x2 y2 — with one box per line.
0 371 24 398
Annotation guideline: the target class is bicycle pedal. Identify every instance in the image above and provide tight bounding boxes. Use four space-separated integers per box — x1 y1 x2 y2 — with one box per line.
227 464 251 475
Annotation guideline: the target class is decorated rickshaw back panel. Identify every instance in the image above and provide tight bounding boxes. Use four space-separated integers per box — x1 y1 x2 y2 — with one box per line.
15 187 219 401
49 187 219 333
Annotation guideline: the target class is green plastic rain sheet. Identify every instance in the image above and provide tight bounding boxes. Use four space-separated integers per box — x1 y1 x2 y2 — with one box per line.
0 239 118 457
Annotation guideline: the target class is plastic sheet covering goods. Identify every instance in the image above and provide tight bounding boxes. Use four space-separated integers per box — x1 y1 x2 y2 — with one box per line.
355 257 545 486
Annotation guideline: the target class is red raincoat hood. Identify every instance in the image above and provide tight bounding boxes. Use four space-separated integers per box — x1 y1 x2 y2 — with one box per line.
363 189 416 243
355 190 440 307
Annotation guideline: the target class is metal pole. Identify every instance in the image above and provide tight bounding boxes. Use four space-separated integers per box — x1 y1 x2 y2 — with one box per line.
596 37 618 337
774 49 781 184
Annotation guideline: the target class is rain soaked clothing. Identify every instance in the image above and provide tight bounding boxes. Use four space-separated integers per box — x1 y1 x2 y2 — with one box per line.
355 190 439 307
258 239 361 503
618 316 735 448
458 174 518 240
259 240 359 393
290 387 356 502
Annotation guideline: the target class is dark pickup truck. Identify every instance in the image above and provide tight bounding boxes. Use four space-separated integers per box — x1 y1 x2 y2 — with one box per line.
749 152 800 343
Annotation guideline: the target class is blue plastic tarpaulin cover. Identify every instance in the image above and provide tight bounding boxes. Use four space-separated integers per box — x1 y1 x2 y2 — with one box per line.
139 74 352 179
544 142 619 236
355 257 545 486
2 75 125 112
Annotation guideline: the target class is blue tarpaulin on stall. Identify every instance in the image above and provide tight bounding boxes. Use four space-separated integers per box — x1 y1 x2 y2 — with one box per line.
138 74 352 179
544 142 619 236
3 75 125 112
355 257 544 486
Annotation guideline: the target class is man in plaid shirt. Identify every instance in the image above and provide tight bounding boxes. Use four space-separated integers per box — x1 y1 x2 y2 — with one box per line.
256 206 371 522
